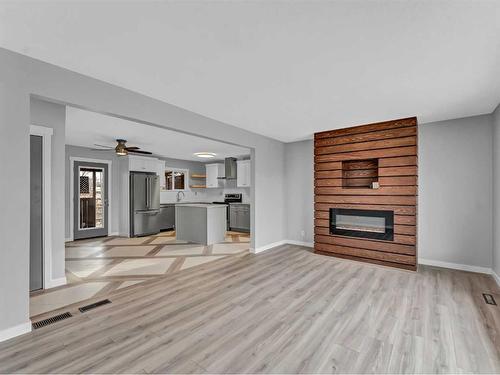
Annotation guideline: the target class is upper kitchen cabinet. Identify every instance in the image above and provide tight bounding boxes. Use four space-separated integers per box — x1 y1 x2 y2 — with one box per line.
206 163 224 188
237 160 251 187
157 160 166 188
129 155 160 173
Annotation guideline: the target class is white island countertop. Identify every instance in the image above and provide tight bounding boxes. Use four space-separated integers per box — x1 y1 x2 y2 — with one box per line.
175 203 227 208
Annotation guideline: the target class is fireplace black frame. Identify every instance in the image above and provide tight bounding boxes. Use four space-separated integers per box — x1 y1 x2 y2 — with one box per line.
329 208 394 241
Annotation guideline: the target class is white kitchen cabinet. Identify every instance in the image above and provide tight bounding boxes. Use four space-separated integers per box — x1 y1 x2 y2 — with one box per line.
206 163 224 188
157 160 166 188
237 160 251 187
129 155 160 173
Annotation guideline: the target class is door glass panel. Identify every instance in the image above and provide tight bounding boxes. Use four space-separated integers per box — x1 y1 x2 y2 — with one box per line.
79 167 104 229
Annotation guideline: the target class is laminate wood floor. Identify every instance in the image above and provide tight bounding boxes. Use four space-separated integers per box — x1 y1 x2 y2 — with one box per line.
30 231 249 317
2 245 500 374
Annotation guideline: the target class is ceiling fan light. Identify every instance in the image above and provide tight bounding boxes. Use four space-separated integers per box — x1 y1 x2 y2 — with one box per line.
194 152 216 159
115 143 128 156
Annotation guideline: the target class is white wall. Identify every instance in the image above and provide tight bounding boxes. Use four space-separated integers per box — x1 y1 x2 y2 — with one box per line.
493 104 500 278
0 85 31 339
419 115 493 270
284 140 314 244
30 98 66 283
0 47 285 340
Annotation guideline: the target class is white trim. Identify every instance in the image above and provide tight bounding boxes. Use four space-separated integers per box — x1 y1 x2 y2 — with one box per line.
163 166 189 192
69 157 112 241
418 258 492 274
0 321 32 343
46 276 67 289
251 239 313 254
251 240 287 254
492 270 500 287
286 240 314 248
30 125 53 290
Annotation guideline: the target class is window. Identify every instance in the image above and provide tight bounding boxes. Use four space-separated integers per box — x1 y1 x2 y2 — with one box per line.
164 168 188 191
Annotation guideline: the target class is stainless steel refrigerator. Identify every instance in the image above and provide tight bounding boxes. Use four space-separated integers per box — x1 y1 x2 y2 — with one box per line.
130 172 160 237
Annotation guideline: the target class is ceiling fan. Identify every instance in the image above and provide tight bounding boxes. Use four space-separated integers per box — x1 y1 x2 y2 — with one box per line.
92 139 153 156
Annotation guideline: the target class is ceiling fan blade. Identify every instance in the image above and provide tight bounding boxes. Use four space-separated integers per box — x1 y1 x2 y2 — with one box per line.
129 150 153 155
90 148 113 151
93 143 114 149
124 146 140 150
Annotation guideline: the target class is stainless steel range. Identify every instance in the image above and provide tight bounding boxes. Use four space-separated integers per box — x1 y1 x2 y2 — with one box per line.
213 193 242 230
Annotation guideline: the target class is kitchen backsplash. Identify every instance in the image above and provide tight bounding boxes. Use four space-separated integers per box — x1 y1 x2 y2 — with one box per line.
160 187 250 204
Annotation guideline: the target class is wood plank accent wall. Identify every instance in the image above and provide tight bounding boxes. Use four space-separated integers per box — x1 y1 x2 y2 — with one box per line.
314 117 418 270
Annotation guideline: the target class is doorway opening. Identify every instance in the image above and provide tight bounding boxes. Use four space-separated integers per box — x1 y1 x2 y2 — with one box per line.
30 135 43 292
30 105 253 320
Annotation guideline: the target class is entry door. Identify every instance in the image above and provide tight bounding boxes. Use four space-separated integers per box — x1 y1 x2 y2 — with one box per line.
73 161 109 240
30 135 43 291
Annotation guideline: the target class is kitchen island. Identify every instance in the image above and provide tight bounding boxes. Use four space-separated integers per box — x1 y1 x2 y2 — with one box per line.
175 204 227 245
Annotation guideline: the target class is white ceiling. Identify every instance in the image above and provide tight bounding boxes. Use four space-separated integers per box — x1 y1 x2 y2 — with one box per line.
65 106 249 162
1 1 500 142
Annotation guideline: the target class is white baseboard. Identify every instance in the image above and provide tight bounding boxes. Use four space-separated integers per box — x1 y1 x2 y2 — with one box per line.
492 270 500 287
65 237 72 242
46 277 67 289
0 321 31 343
251 239 314 254
418 258 492 275
109 232 120 236
251 240 287 254
286 240 314 248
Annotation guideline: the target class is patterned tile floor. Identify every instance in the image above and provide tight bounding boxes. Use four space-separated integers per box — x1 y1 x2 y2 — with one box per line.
30 230 250 317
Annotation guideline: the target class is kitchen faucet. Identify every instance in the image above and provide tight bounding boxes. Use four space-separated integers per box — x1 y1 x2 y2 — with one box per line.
176 191 185 202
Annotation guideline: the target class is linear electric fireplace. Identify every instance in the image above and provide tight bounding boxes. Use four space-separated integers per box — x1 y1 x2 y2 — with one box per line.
330 208 394 241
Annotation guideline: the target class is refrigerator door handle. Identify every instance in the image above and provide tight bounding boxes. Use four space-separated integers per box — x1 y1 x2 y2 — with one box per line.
148 177 151 208
146 177 150 209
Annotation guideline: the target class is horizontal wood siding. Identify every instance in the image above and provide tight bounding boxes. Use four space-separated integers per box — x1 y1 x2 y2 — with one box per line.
314 117 418 270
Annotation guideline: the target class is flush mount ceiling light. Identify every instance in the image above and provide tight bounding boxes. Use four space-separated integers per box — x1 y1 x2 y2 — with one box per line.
194 152 216 158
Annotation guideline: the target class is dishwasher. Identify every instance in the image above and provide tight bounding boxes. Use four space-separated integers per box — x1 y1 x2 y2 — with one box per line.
159 204 175 231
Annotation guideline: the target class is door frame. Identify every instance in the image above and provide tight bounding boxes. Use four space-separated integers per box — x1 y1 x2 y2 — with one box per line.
69 157 113 241
29 125 53 289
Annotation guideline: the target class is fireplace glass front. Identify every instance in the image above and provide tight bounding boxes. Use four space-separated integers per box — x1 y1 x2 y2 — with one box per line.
330 208 394 241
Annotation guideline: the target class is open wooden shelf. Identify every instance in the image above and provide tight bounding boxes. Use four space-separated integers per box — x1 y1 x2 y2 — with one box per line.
190 185 207 189
342 159 378 189
191 174 206 179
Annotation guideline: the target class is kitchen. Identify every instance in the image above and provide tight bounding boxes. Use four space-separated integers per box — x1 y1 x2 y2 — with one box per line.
28 106 252 317
132 155 251 243
64 106 252 245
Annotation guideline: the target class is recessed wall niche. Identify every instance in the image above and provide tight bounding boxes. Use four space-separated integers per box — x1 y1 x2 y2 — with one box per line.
342 159 378 189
